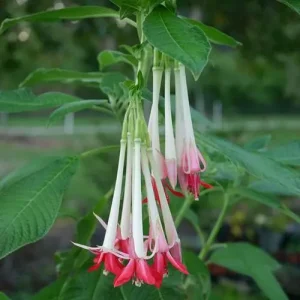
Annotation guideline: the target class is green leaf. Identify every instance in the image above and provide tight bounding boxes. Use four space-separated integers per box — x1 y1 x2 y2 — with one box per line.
111 0 140 18
0 292 10 300
33 277 66 300
59 271 122 300
209 242 288 300
97 50 138 70
198 134 300 195
264 141 300 166
278 0 300 15
185 19 241 48
249 179 300 196
100 72 128 98
244 135 272 151
184 251 211 300
232 187 281 209
48 100 108 125
233 187 300 223
0 156 79 259
20 69 103 88
0 88 79 113
143 6 211 80
0 6 119 34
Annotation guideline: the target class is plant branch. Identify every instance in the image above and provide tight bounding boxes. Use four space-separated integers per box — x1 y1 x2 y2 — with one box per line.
175 195 193 227
199 193 229 260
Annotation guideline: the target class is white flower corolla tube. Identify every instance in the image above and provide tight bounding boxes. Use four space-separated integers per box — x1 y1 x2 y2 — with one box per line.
102 139 126 249
164 68 177 188
132 138 145 258
148 67 166 179
120 133 133 239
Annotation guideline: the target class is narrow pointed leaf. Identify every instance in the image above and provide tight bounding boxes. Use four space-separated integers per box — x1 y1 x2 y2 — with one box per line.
48 100 108 125
0 88 79 113
185 19 242 48
210 243 288 300
278 0 300 15
20 69 103 88
197 134 300 195
264 140 300 166
143 5 211 79
97 50 138 70
0 6 119 34
231 187 300 223
244 135 271 151
0 156 79 259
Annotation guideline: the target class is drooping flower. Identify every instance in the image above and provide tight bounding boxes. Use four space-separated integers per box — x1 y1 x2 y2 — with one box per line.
174 64 212 200
73 140 128 276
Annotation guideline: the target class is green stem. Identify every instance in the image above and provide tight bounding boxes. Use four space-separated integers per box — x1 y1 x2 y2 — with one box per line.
199 193 229 260
175 195 193 227
80 145 120 158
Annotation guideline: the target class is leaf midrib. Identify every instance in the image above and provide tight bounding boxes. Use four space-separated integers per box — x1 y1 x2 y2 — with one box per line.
0 158 76 240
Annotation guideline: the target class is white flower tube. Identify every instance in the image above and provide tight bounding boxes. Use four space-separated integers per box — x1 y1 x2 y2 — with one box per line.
174 67 184 164
148 150 179 246
102 140 126 249
120 133 133 239
148 67 165 179
179 64 207 174
132 138 145 258
164 68 177 188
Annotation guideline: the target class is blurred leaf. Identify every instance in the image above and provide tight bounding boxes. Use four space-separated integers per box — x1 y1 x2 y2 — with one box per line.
185 19 242 48
59 271 122 300
249 179 300 196
278 0 300 15
143 5 211 80
211 162 242 181
233 187 281 209
111 0 140 18
0 88 80 113
232 188 300 223
0 292 10 300
20 68 103 88
198 134 300 195
100 72 128 99
0 156 79 259
210 242 288 300
184 251 211 300
97 50 138 71
33 277 66 300
264 141 300 166
0 6 119 34
48 100 108 125
244 135 272 151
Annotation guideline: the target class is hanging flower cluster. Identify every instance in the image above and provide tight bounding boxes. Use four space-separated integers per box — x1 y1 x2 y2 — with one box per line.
148 57 212 201
73 57 211 288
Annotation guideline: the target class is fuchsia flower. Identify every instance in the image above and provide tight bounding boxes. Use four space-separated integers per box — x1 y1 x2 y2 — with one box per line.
174 64 212 199
73 132 188 288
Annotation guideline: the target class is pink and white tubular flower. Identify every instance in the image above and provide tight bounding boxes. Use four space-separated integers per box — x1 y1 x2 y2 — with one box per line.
148 66 167 180
73 139 129 276
164 67 177 189
175 64 212 200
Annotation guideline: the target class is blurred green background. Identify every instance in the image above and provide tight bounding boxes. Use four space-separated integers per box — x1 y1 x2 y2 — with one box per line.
0 0 300 299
